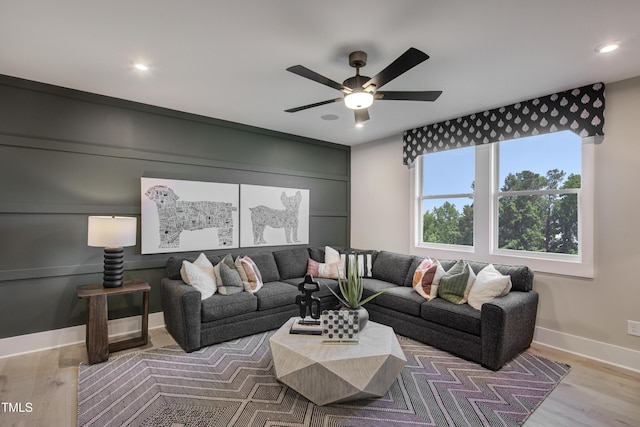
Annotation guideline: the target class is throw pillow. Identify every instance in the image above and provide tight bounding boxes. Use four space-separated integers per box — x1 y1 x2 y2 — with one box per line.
217 262 244 295
235 256 252 291
236 256 264 293
213 253 236 284
412 258 445 300
324 246 346 279
343 250 377 278
467 264 512 310
438 261 476 304
325 246 341 263
243 256 264 292
179 253 217 300
306 258 340 279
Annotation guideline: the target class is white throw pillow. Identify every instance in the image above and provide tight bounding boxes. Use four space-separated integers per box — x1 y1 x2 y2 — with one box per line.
325 246 345 278
467 264 512 310
325 246 341 264
180 253 217 300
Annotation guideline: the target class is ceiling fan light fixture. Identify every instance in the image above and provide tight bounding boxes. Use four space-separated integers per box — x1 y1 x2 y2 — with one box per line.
344 91 373 110
595 41 620 53
133 62 150 71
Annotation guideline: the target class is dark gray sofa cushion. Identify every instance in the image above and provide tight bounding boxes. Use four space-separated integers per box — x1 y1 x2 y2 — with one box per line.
438 259 457 271
308 247 325 262
371 251 414 286
403 255 426 287
421 298 481 336
361 278 397 302
201 291 257 322
247 251 280 283
166 256 191 280
374 286 425 317
254 281 300 310
273 248 309 280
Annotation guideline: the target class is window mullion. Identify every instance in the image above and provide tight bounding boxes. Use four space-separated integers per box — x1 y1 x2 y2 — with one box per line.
474 144 492 257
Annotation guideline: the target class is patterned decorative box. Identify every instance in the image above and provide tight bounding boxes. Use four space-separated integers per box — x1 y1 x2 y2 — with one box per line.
321 310 359 344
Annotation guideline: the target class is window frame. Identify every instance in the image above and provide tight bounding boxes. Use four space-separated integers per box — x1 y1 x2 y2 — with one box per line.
411 135 594 278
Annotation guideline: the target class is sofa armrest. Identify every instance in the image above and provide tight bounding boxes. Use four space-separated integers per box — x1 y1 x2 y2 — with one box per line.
161 278 203 352
480 290 539 370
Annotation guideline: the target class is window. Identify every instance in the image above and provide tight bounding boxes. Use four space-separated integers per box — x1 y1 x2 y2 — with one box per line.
413 131 594 277
419 146 474 248
496 132 581 255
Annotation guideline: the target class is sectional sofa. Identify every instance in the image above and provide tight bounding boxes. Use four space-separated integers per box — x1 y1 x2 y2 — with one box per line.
161 246 537 371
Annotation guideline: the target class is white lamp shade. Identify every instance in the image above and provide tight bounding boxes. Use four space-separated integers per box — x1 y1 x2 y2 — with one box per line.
344 91 374 110
88 216 137 248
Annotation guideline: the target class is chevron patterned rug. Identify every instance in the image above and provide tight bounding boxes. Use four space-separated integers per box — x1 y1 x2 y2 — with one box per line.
77 331 569 427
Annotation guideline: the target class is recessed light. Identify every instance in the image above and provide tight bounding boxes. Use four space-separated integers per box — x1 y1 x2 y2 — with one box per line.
355 122 364 128
321 114 339 121
133 62 149 71
595 42 620 53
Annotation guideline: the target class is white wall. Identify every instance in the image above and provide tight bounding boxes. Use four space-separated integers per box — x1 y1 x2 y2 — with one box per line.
351 136 411 253
351 76 640 371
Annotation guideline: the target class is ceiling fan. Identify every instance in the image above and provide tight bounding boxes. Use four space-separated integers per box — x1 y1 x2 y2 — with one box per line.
284 47 442 127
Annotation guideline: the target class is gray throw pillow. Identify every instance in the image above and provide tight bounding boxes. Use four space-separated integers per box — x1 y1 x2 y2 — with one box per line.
217 262 244 295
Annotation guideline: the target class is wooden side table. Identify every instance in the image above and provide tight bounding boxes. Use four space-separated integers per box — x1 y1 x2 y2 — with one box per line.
77 279 150 364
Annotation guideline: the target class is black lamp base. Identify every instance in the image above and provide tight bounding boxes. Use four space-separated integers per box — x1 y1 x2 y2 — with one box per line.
103 247 125 288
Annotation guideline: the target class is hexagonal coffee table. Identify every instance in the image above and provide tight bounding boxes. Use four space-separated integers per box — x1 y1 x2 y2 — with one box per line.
269 317 406 406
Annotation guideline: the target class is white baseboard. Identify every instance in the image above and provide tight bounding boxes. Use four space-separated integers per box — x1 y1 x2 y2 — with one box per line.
0 312 166 359
533 326 640 373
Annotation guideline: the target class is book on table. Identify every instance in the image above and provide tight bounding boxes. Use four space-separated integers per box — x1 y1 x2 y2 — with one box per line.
289 317 322 335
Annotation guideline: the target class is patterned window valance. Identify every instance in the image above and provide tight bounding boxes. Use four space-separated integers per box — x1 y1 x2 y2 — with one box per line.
403 82 605 167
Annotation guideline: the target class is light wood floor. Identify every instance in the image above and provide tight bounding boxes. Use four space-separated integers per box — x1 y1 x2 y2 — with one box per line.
0 328 638 427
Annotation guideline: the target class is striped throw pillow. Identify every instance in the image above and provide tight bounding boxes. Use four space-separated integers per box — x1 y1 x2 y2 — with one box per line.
438 260 476 304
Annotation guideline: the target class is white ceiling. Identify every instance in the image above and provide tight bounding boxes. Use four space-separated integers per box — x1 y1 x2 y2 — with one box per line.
1 0 639 146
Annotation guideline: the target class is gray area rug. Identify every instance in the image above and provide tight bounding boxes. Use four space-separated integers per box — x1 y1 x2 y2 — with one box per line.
78 331 570 426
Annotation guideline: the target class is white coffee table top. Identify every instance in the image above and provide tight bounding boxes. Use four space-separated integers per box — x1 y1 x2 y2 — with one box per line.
269 317 406 406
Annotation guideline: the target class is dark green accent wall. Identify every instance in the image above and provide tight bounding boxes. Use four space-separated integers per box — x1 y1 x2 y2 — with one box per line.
0 75 350 339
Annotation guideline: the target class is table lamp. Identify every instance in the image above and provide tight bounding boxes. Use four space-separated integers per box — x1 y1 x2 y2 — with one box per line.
88 216 137 288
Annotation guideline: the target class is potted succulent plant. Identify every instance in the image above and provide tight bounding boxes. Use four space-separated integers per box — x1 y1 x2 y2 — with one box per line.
326 256 386 330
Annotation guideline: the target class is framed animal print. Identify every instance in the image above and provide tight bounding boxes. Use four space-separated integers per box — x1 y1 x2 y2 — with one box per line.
141 177 239 254
240 184 309 247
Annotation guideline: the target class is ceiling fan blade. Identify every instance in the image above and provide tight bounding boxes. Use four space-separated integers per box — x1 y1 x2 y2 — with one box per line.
354 108 370 125
363 47 430 90
286 65 352 93
285 98 343 113
376 90 442 102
